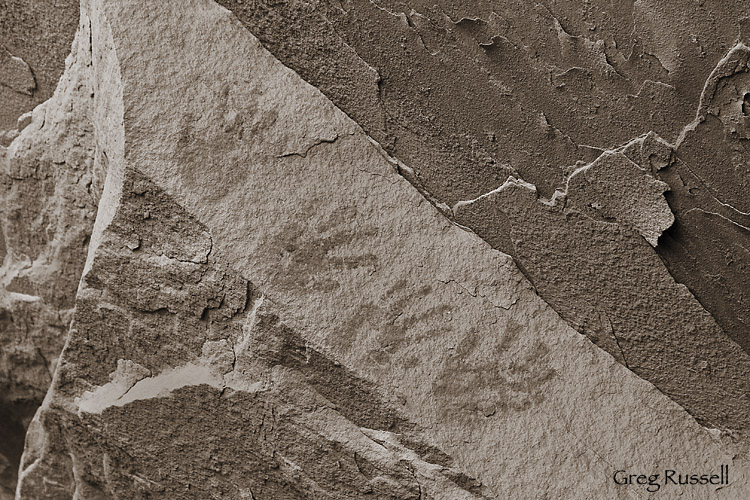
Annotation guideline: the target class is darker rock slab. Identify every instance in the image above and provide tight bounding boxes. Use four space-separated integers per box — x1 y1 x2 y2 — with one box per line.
646 43 750 353
454 178 750 433
0 0 80 130
630 136 750 355
215 0 730 202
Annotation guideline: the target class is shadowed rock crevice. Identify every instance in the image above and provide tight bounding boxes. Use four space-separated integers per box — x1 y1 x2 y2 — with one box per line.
0 400 36 499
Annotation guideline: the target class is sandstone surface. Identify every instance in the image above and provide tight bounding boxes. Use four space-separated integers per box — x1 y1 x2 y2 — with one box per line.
1 0 749 498
0 0 79 132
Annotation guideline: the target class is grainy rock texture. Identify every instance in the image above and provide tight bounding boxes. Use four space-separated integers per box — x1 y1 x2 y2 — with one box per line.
0 0 80 133
2 0 750 498
0 19 100 497
217 0 750 432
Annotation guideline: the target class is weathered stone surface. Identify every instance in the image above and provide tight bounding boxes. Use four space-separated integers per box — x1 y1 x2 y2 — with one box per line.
215 0 750 433
0 47 35 97
0 0 80 130
0 16 100 496
2 0 750 498
6 1 749 499
563 149 673 247
454 174 749 433
653 42 750 350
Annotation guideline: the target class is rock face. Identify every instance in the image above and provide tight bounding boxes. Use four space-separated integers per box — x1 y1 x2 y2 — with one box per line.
217 0 750 432
0 17 100 497
2 0 749 498
0 0 80 133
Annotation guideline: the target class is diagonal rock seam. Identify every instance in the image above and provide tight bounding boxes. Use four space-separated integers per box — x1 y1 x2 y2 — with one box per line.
209 1 750 351
6 0 750 498
213 0 750 437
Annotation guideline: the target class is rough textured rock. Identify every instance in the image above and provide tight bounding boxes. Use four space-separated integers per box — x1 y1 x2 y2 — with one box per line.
0 18 100 496
2 0 750 498
216 0 750 434
0 0 80 132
